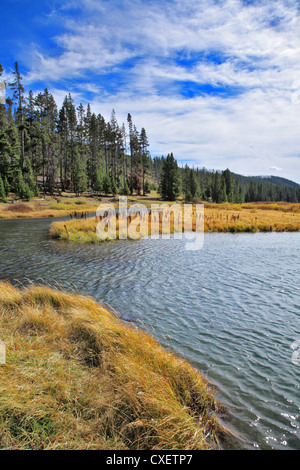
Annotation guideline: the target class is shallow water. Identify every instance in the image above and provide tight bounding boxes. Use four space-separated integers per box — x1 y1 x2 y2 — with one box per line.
0 216 299 449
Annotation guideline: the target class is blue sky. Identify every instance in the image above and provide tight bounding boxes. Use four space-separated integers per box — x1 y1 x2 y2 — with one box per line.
1 0 300 182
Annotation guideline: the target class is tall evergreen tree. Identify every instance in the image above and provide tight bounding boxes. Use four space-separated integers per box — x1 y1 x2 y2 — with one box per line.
222 169 233 202
24 156 38 195
0 175 6 202
159 153 181 201
211 171 221 203
140 127 149 196
9 62 26 171
73 150 87 196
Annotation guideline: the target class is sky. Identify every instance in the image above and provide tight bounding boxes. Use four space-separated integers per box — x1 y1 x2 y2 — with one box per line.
1 0 300 183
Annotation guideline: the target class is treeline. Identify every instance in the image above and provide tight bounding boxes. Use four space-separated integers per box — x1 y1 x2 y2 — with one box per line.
155 156 300 203
0 61 299 204
0 62 153 201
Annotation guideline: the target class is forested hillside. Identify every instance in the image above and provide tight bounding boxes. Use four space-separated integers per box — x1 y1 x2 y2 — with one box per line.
1 62 299 204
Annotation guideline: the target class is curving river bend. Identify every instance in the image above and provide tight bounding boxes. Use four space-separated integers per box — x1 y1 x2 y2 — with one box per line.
0 216 299 450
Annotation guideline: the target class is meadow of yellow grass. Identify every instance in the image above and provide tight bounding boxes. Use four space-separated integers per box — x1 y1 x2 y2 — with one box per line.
203 202 300 233
50 201 300 243
0 282 223 450
0 193 179 220
0 197 100 219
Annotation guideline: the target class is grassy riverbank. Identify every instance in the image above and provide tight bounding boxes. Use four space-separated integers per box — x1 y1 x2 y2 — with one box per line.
49 201 300 243
204 201 300 233
0 196 100 220
0 193 183 220
0 282 222 450
2 194 299 233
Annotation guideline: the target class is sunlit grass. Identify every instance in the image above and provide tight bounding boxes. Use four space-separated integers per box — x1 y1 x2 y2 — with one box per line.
50 202 300 243
0 196 100 219
203 205 300 232
0 282 222 450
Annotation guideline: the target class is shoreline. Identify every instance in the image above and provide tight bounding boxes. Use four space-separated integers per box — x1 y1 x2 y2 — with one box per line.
0 212 298 449
0 282 227 450
49 202 300 243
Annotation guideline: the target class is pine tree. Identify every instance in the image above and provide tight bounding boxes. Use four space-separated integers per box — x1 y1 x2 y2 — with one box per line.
102 173 111 195
4 176 10 195
57 104 67 191
132 125 142 195
109 109 119 180
182 165 190 200
0 175 6 202
24 157 38 195
127 114 142 194
94 169 103 197
15 169 32 200
0 124 12 182
66 93 77 181
25 90 42 181
73 152 87 196
211 171 222 203
9 62 26 171
121 122 128 184
159 153 181 201
143 180 151 195
35 89 58 193
222 169 233 202
189 169 201 199
57 94 76 191
127 113 134 193
23 183 33 201
6 121 21 185
0 65 13 183
110 176 118 196
0 63 6 128
219 177 227 203
88 113 99 189
122 179 130 196
140 127 149 196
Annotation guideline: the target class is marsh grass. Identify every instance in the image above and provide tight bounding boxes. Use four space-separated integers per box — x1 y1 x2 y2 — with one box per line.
0 283 222 450
50 202 300 243
0 198 100 220
203 204 300 232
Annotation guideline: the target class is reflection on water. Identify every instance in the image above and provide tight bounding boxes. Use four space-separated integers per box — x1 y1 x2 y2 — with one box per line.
0 216 299 449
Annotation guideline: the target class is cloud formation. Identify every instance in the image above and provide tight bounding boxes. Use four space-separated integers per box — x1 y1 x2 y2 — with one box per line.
14 0 300 182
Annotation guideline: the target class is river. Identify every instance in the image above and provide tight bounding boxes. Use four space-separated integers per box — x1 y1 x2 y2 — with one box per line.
0 216 299 450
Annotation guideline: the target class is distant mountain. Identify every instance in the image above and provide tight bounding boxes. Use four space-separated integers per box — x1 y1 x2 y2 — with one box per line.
232 173 300 189
255 176 300 188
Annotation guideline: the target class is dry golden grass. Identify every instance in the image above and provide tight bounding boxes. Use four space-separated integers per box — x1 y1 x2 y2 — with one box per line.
0 197 100 220
1 194 299 224
4 203 35 213
203 203 300 233
0 193 182 220
0 282 222 450
50 202 300 243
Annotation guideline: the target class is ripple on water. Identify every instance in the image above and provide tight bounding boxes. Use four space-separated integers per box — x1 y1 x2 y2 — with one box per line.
0 221 299 450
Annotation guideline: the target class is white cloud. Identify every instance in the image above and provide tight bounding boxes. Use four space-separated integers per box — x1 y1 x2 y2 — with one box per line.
84 82 300 182
26 0 300 88
20 0 300 182
269 166 283 172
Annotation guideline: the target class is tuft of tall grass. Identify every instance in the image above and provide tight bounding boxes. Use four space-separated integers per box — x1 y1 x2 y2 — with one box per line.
0 283 224 450
4 203 34 213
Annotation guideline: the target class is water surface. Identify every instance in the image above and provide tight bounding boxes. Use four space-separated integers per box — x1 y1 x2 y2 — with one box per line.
0 217 299 449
